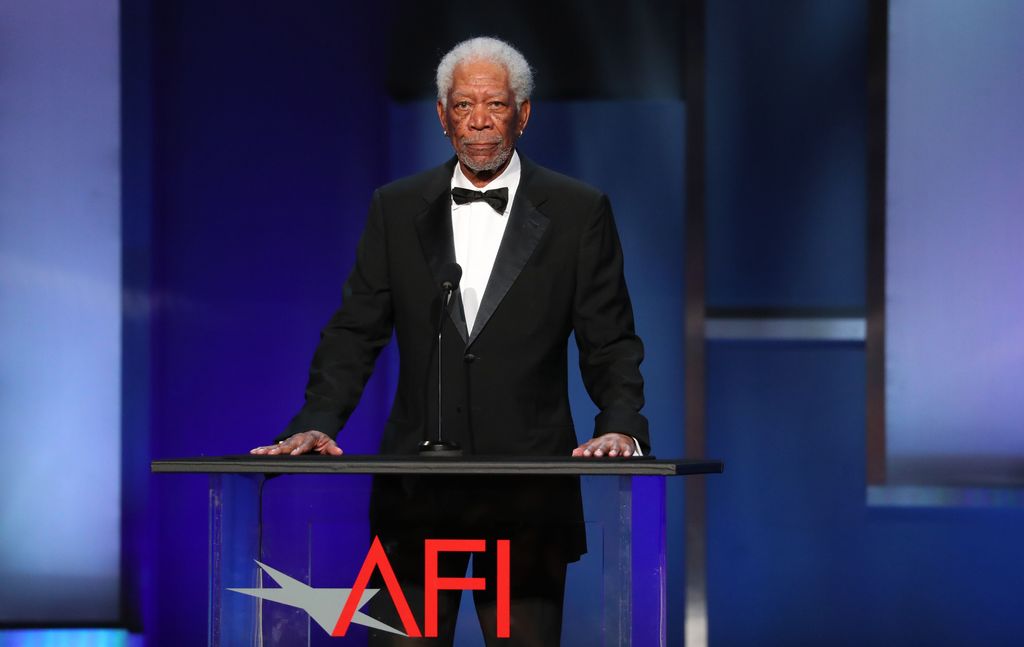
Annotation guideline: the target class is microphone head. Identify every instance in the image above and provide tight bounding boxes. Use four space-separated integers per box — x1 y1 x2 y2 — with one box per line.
439 263 462 291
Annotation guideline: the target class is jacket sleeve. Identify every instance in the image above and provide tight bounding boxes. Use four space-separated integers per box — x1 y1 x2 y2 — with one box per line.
572 193 650 453
277 190 393 442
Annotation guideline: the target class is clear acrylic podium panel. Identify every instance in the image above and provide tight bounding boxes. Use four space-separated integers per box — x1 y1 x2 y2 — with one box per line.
210 472 667 647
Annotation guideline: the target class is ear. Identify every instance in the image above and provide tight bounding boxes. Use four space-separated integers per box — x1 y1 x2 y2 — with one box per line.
516 99 531 133
436 100 448 133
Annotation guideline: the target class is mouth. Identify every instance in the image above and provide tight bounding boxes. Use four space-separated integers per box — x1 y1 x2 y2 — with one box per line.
462 141 502 152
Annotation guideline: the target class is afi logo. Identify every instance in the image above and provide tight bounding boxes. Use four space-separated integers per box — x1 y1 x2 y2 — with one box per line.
230 536 511 638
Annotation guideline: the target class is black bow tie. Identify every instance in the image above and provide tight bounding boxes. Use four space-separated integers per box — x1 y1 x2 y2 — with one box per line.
451 186 509 213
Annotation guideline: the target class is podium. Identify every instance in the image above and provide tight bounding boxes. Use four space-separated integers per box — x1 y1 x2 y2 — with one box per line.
152 456 722 646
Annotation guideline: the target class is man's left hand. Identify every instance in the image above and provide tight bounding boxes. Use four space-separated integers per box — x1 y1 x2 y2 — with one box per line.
572 433 636 458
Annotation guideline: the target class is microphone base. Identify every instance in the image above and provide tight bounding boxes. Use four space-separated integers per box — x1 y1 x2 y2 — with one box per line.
418 440 463 457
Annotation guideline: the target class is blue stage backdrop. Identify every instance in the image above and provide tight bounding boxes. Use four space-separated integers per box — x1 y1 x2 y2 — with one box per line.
703 1 1024 645
6 1 1021 644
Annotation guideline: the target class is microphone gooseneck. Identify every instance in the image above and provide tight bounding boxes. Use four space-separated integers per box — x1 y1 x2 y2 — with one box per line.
419 263 464 457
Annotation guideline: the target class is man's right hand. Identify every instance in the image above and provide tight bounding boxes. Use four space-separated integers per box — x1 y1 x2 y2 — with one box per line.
249 430 343 456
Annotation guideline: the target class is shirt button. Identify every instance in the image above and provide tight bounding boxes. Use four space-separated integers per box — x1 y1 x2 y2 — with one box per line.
464 353 478 363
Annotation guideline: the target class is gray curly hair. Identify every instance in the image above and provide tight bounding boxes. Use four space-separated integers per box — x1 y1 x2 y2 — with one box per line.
436 37 534 109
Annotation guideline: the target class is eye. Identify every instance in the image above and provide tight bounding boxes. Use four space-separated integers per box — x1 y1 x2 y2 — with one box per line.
489 101 507 109
455 101 471 110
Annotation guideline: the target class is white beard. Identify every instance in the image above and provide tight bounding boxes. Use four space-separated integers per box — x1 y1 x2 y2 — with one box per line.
457 140 514 173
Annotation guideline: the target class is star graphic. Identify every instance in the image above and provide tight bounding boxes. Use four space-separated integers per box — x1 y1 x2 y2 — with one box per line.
228 560 407 636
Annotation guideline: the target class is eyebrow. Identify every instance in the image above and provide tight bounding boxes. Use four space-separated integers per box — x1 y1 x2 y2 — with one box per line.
450 90 511 101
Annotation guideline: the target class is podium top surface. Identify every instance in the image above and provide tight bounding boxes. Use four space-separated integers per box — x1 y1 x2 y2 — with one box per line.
151 455 724 476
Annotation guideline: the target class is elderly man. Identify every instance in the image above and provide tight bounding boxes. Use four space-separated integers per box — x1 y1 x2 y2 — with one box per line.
252 37 648 645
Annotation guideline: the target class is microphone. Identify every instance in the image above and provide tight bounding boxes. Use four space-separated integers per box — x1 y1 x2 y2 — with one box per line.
438 263 462 301
419 263 464 456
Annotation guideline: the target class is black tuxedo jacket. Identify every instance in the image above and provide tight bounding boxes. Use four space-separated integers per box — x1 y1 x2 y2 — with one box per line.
281 155 648 559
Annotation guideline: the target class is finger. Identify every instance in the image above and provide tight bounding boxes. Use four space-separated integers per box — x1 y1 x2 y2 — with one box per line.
276 436 302 455
590 441 626 458
314 436 340 455
290 434 316 455
314 435 335 451
610 439 634 457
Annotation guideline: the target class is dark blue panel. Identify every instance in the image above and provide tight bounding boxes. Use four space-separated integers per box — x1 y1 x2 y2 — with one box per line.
705 1 867 309
121 0 154 631
146 4 390 644
707 342 1024 645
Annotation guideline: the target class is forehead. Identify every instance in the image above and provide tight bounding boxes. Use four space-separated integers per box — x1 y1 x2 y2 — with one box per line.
449 59 512 95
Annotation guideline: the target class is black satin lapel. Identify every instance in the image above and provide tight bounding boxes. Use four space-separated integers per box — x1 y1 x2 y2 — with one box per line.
468 197 550 346
415 194 469 343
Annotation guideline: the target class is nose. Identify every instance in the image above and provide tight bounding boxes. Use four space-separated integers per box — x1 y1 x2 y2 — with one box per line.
468 104 491 130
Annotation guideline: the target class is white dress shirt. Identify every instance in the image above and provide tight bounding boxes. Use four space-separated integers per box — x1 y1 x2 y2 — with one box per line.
449 151 521 334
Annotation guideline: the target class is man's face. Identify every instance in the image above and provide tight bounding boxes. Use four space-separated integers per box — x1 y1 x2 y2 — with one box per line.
437 59 531 183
